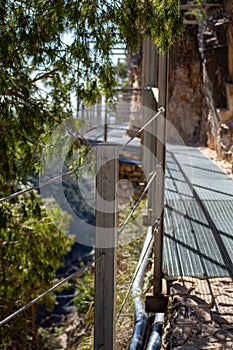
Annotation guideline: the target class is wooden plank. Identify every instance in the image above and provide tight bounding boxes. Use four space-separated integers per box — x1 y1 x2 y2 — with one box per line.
94 144 118 350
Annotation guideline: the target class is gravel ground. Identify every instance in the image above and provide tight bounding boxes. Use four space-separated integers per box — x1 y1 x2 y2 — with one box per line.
198 147 232 179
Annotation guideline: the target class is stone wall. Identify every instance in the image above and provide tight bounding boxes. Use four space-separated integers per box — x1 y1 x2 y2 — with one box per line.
118 161 145 204
199 4 229 157
219 0 233 161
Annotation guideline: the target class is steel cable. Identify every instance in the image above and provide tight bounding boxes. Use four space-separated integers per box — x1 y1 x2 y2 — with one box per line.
0 160 97 203
0 253 104 327
117 165 161 238
119 107 165 152
0 108 164 329
116 222 160 323
0 107 164 204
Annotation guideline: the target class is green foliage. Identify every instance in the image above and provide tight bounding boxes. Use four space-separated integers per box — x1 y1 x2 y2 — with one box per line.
74 268 94 320
151 0 184 52
0 194 73 348
0 0 184 187
38 326 65 350
116 0 184 53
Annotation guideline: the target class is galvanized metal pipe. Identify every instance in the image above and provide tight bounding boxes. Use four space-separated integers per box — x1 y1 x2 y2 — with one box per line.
128 227 154 350
146 313 165 350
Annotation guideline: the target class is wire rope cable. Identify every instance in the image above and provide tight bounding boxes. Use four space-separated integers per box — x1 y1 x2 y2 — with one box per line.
0 160 98 203
116 222 160 323
117 165 161 238
0 253 104 327
119 107 165 152
0 107 165 331
0 107 164 204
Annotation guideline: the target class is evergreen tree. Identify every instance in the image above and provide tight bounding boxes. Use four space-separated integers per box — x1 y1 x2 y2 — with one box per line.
0 0 183 346
0 0 183 187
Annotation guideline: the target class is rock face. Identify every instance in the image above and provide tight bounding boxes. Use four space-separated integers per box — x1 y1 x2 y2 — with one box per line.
168 2 233 166
198 3 228 156
118 162 145 203
168 25 208 145
125 2 233 167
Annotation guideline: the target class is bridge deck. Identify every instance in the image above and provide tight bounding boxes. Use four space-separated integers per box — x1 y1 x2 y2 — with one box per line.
86 122 233 277
164 144 233 278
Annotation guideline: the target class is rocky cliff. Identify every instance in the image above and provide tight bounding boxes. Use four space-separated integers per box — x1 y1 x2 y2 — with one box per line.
168 24 208 144
169 1 232 164
126 2 233 166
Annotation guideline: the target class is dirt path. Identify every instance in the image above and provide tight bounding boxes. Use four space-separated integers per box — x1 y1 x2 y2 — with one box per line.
198 147 232 179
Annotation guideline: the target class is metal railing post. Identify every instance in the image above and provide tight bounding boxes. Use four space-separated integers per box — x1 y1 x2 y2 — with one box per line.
145 52 169 313
94 144 118 350
153 53 168 295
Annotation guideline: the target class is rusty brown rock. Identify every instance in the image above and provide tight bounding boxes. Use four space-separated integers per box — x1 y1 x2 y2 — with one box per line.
193 308 212 323
174 346 199 350
162 278 233 350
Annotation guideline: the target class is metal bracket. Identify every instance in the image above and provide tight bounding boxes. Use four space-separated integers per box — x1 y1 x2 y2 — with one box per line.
145 294 169 313
142 209 152 226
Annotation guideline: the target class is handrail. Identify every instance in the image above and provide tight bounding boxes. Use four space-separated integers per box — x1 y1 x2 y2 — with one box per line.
180 3 222 10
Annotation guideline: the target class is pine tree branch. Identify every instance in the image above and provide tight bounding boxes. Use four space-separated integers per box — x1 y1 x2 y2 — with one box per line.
31 68 59 83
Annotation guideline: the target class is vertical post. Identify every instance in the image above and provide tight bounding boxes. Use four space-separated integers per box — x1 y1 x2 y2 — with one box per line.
153 53 168 296
94 144 118 350
104 108 108 142
141 38 158 219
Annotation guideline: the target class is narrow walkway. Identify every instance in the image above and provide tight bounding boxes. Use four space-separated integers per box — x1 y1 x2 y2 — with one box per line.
164 144 233 278
163 145 233 350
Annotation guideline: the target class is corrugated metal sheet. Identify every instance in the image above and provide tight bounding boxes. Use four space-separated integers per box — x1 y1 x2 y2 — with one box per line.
164 145 233 278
